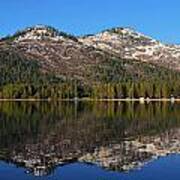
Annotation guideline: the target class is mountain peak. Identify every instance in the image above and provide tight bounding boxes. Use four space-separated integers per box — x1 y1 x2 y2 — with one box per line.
14 25 59 41
103 27 157 43
79 27 180 71
105 27 135 33
81 26 158 47
3 25 78 42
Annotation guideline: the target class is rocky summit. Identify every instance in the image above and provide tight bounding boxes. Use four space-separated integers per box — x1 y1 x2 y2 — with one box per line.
80 27 180 71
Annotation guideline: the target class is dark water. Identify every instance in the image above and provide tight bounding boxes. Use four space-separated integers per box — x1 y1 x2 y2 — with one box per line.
0 101 180 180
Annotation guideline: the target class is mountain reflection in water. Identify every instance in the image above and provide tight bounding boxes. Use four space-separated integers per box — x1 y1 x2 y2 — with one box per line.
0 101 180 176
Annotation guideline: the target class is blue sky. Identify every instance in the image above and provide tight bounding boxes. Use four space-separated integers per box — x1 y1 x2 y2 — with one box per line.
0 0 180 43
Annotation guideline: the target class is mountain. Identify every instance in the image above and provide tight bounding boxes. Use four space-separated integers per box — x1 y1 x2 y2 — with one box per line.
80 27 180 71
0 25 180 99
1 25 114 82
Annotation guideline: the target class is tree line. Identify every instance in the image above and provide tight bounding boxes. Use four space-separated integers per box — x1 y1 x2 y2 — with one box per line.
0 81 180 99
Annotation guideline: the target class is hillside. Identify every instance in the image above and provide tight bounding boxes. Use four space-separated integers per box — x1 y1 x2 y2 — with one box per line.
80 27 180 71
0 25 180 99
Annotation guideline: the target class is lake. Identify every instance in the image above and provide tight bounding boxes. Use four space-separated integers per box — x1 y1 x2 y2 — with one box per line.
0 101 180 180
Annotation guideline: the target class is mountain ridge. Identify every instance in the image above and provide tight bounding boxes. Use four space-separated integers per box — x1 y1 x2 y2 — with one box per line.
0 25 178 45
0 25 180 99
1 25 180 71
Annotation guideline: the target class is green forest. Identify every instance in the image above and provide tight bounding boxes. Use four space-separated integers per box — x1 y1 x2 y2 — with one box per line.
0 49 180 99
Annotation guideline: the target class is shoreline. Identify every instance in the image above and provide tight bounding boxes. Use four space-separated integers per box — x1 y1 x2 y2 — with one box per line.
0 98 180 102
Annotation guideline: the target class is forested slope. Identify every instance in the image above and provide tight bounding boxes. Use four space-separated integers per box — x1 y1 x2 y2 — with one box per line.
0 46 180 99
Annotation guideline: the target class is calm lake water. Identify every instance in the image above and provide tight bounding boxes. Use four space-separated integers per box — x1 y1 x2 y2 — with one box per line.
0 101 180 180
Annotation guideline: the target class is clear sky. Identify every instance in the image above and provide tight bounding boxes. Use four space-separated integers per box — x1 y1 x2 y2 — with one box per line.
1 0 180 43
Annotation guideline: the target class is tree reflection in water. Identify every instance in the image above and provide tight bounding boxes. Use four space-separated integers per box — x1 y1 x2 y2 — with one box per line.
0 102 179 176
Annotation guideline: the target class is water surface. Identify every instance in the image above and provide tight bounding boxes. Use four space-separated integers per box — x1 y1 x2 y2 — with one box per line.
0 101 180 179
